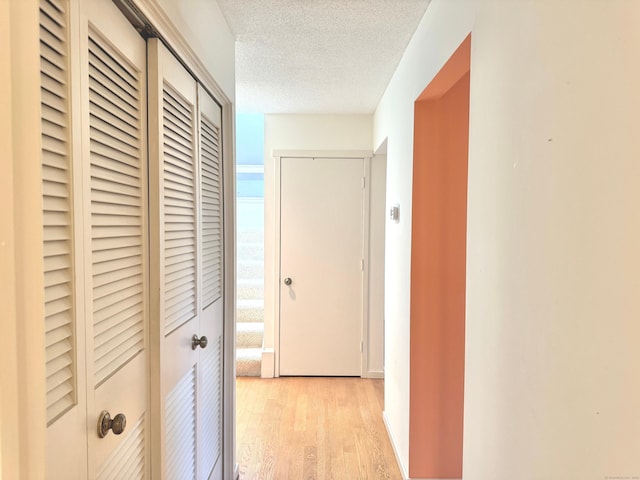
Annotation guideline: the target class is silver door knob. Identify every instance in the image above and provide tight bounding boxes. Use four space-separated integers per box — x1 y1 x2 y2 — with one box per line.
284 277 292 286
192 334 208 350
98 411 126 438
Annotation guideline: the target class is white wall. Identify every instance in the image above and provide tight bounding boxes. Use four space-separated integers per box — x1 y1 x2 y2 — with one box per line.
374 0 640 478
154 0 235 99
262 114 386 377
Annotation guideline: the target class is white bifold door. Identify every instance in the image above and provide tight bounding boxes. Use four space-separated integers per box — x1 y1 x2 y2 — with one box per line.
148 39 225 480
42 0 150 478
41 2 225 479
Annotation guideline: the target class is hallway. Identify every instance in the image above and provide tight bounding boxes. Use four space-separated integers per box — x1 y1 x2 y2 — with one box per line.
236 377 401 479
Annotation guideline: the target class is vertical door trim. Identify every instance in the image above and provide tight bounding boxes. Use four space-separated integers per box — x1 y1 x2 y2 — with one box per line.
220 100 238 480
273 150 373 378
273 155 282 378
362 156 372 378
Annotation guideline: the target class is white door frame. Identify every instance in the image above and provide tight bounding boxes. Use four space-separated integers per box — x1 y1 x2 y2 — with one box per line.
272 150 372 378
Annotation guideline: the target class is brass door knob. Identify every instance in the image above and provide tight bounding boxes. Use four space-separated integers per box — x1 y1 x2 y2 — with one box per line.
192 334 208 350
98 411 126 438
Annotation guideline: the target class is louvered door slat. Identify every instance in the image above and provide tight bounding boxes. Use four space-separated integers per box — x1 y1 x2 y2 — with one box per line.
91 116 139 147
93 243 141 263
91 115 138 148
41 60 67 94
42 138 68 160
88 29 145 387
165 182 197 199
94 285 143 316
47 363 73 391
200 334 223 474
42 155 68 176
91 103 139 139
164 156 196 178
166 367 197 480
91 129 139 159
88 47 138 106
89 79 139 124
91 153 139 178
91 145 140 172
162 84 197 334
93 214 142 228
200 115 222 307
46 341 72 368
40 0 76 425
92 235 141 251
163 119 193 146
40 26 65 55
40 0 64 21
46 308 73 333
92 165 140 189
47 382 74 419
88 36 138 91
42 95 67 126
42 122 68 148
164 90 191 121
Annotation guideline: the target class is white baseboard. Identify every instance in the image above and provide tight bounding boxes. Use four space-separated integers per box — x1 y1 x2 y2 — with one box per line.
367 369 384 379
383 410 409 480
261 348 274 378
381 411 461 480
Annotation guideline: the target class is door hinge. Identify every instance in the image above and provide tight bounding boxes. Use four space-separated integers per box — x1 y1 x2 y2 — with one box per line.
360 259 364 271
360 341 364 353
362 177 366 189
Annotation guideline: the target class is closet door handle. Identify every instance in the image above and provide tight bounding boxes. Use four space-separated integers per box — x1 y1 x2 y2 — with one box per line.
98 411 127 438
192 334 208 350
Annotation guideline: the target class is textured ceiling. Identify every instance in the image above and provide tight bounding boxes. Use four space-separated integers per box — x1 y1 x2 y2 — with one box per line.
217 0 432 114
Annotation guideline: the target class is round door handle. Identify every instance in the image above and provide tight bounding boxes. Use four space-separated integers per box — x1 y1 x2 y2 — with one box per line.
98 411 127 438
192 334 208 350
284 277 292 286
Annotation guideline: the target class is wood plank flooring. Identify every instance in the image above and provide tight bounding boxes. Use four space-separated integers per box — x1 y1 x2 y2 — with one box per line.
236 377 402 480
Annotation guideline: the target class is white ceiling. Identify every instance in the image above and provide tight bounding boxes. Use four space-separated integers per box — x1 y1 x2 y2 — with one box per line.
217 0 432 114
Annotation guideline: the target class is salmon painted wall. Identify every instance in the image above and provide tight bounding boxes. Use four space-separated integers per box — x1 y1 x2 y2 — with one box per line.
410 37 470 478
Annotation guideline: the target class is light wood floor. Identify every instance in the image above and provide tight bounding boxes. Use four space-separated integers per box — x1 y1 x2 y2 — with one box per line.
236 377 402 480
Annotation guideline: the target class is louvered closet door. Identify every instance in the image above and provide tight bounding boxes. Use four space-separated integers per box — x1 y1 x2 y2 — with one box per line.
80 0 149 478
40 1 88 478
148 38 199 480
197 85 224 480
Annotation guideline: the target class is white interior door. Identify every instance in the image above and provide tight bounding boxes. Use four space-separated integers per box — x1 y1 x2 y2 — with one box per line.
279 157 364 376
149 39 224 480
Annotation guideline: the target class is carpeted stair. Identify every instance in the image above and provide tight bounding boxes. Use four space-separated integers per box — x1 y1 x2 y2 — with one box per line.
236 198 264 376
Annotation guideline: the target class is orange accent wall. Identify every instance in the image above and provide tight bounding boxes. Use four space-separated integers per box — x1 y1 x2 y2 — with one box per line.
409 35 470 478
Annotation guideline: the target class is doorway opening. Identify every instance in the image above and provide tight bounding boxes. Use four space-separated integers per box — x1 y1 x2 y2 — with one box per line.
409 34 471 478
235 113 266 377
